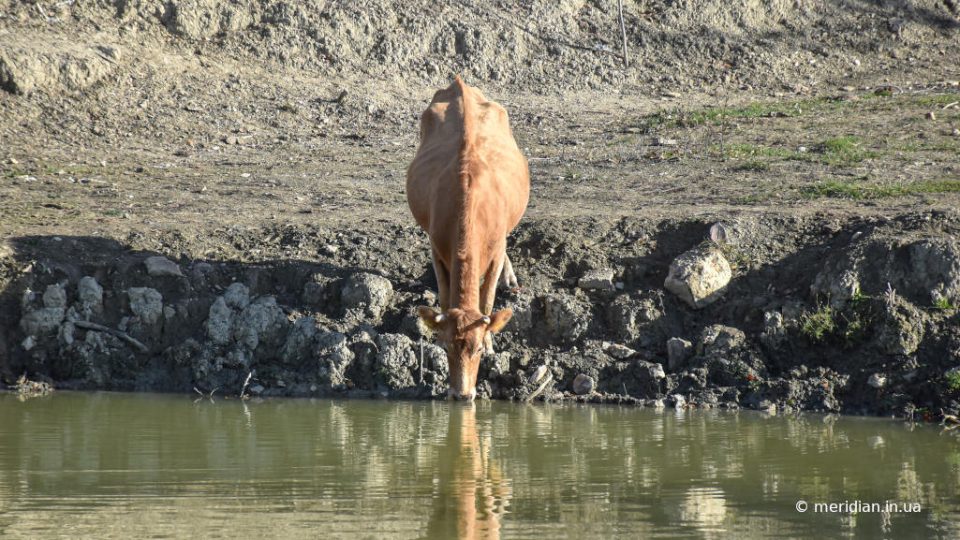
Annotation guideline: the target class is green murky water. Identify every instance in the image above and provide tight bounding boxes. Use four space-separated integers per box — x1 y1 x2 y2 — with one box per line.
1 393 958 539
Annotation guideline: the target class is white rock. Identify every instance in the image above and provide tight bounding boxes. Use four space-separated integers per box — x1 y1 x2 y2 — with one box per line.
602 341 636 359
530 365 549 384
650 363 666 380
664 245 732 309
867 373 886 389
578 268 615 291
144 256 183 277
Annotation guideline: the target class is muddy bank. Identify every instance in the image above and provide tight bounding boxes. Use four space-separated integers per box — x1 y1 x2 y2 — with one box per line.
2 212 959 419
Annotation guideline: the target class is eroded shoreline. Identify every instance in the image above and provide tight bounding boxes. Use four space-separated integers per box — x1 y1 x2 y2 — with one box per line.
2 211 959 420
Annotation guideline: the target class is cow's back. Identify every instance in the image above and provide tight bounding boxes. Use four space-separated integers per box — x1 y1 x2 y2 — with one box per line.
406 80 529 241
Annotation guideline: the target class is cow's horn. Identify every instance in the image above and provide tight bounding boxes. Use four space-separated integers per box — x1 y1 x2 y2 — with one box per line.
434 313 446 324
482 316 491 324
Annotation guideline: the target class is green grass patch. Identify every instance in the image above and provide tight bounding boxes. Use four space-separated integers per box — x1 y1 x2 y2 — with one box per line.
802 179 960 200
934 297 959 311
913 93 960 107
721 143 810 161
819 135 879 165
947 370 960 392
633 97 836 131
800 305 837 343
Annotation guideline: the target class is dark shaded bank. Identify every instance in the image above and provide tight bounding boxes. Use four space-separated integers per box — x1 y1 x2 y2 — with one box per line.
2 211 960 419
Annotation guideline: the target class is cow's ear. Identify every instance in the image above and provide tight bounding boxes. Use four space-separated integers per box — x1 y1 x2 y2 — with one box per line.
486 308 513 333
417 306 445 330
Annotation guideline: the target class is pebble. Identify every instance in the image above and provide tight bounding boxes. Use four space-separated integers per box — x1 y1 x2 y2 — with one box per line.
654 137 678 147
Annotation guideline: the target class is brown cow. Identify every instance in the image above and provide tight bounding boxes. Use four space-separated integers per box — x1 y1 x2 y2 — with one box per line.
406 76 530 400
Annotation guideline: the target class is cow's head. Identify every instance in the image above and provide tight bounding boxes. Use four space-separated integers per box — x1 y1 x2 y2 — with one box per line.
417 306 513 400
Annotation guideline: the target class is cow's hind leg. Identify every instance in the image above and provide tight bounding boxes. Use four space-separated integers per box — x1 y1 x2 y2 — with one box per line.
498 252 518 291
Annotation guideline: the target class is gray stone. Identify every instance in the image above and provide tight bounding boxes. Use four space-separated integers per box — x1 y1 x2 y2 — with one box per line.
233 296 286 350
127 287 163 325
58 321 75 346
21 336 35 351
316 331 354 389
302 281 325 305
667 337 693 370
144 255 183 277
649 363 666 380
422 342 449 380
20 307 65 335
607 294 662 343
811 267 861 309
341 273 394 318
375 333 417 390
670 394 687 408
664 245 732 308
760 311 787 351
572 373 596 395
698 325 747 356
77 277 103 309
542 293 591 343
603 342 636 359
206 296 233 345
42 283 67 309
223 282 250 310
867 373 886 389
876 298 924 356
280 317 318 364
578 268 615 290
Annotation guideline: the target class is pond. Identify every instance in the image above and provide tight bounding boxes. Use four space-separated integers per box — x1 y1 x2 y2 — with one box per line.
0 393 958 538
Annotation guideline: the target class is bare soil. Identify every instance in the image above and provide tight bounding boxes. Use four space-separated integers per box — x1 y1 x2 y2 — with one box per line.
1 1 960 417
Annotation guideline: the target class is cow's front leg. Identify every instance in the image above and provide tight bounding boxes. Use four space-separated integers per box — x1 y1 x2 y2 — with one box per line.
480 253 505 354
432 248 450 311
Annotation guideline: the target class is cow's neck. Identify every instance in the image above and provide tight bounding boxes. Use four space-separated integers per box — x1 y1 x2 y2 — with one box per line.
451 251 481 309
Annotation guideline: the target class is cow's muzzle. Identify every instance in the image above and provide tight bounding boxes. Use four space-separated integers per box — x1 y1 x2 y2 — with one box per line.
448 387 477 401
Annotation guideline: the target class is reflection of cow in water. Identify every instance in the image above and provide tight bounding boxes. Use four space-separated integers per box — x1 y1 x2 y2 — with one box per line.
407 76 530 401
427 404 511 539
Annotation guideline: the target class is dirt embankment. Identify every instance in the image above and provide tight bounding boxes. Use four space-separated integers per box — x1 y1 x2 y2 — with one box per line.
2 212 960 419
1 1 960 417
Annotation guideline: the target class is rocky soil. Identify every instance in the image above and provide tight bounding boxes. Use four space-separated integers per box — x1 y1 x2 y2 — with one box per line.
1 1 960 418
3 212 960 419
